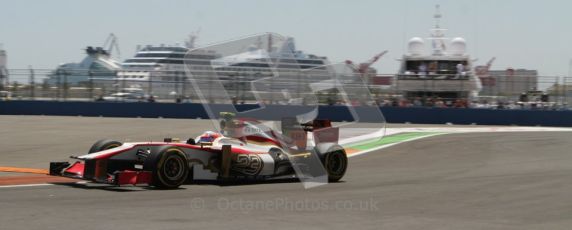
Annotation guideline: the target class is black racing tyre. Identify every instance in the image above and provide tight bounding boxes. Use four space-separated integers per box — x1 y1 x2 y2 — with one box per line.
324 150 348 182
144 146 189 189
88 139 123 153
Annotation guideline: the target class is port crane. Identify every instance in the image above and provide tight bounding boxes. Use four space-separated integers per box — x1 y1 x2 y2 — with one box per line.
475 57 496 76
102 33 121 60
474 57 496 89
185 29 201 49
345 50 388 76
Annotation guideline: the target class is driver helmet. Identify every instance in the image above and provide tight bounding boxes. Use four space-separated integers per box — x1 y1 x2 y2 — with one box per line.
196 131 222 143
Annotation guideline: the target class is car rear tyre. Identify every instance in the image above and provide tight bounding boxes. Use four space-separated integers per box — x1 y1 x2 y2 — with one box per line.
88 139 123 153
324 150 347 182
144 146 189 189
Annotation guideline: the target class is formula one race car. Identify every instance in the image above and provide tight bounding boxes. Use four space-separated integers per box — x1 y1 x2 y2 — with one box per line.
49 113 347 189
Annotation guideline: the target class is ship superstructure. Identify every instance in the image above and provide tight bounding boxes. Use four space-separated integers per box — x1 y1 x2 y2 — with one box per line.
45 34 122 86
393 5 481 103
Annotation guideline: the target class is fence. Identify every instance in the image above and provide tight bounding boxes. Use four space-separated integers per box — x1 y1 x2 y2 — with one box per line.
1 68 571 110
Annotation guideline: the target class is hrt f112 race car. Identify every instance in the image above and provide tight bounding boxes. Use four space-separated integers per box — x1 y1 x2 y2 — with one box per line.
49 114 348 189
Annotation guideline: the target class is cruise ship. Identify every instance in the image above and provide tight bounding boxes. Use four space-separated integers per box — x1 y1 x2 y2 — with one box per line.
46 47 122 86
44 33 332 99
393 5 481 104
116 33 331 98
45 34 122 86
115 36 220 98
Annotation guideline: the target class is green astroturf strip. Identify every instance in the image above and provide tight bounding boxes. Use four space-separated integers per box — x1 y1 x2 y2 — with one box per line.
345 132 443 151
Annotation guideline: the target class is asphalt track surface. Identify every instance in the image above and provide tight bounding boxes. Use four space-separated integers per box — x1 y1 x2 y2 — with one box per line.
1 116 572 230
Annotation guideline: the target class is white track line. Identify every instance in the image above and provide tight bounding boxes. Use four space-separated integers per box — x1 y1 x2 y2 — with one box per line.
347 133 446 158
0 183 54 188
0 181 87 189
346 126 572 158
385 126 572 134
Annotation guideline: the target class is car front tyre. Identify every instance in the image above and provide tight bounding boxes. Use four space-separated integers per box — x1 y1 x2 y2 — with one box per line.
144 147 189 189
88 139 123 153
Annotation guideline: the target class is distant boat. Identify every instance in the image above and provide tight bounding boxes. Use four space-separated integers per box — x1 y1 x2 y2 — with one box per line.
45 34 122 87
45 46 122 86
393 5 482 104
115 33 332 98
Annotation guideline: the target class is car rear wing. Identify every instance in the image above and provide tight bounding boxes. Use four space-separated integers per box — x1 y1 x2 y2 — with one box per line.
281 118 339 149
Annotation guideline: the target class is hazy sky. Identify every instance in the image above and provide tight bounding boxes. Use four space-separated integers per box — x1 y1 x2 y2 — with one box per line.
1 0 571 78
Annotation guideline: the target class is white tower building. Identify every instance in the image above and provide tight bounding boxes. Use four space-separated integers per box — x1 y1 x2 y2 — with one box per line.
0 45 7 89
